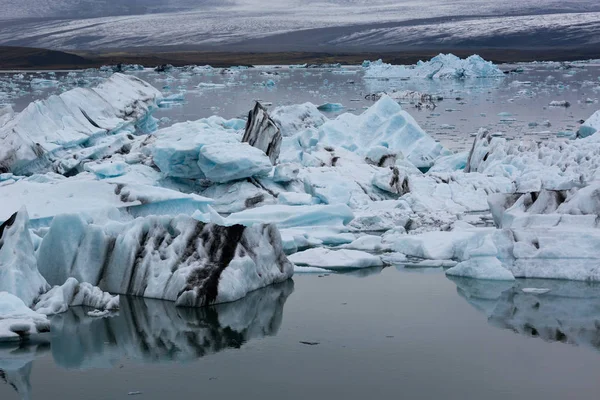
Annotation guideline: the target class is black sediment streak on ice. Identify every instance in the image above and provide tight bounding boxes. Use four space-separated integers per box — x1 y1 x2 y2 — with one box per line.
180 223 246 306
0 211 18 244
243 102 282 164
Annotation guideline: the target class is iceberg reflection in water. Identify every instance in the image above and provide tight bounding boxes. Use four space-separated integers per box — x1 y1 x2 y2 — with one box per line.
0 280 294 398
449 276 600 350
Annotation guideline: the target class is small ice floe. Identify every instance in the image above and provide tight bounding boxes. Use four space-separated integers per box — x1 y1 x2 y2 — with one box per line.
549 100 571 107
521 288 551 295
87 309 111 318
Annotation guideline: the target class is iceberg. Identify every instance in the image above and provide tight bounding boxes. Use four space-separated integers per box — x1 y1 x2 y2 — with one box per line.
288 248 383 269
0 73 162 175
317 96 450 168
34 278 119 316
363 54 505 80
578 110 600 138
35 213 293 306
465 128 600 190
0 210 49 306
0 292 50 343
0 176 215 226
197 142 272 183
242 102 282 164
151 117 242 179
271 103 328 137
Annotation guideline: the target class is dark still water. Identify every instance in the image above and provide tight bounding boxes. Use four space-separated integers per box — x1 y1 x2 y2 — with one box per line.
2 267 600 400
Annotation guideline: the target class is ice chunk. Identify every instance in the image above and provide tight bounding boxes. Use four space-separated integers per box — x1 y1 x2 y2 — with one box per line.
242 102 282 164
34 278 119 316
429 152 468 173
278 192 314 205
317 96 450 168
224 204 353 228
521 288 551 294
0 292 50 343
84 161 130 178
549 100 571 107
341 235 390 252
0 209 49 306
35 214 293 306
151 117 240 179
372 167 409 195
0 73 162 174
273 163 300 183
197 142 272 183
446 257 515 281
0 177 215 225
294 266 332 273
288 248 383 269
363 54 504 80
271 103 328 137
579 110 600 138
465 127 600 190
488 184 600 230
365 146 397 167
0 104 13 129
317 103 344 112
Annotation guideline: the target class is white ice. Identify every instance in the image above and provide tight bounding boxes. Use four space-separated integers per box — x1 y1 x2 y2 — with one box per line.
289 248 383 269
363 54 505 80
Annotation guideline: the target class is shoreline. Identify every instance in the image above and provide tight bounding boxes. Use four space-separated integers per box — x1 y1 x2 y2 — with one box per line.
1 46 600 71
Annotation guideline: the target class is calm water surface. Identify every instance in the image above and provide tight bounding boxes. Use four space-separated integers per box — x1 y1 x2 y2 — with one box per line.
2 267 600 400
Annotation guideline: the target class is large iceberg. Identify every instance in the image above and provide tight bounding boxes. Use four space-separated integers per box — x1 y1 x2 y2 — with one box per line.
35 212 293 306
0 73 162 175
317 96 450 169
363 54 505 80
465 128 600 191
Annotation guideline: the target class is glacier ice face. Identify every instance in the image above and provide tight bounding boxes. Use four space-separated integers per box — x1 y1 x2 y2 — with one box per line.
363 54 505 80
0 292 50 343
0 210 49 306
35 213 293 307
0 73 162 175
317 96 450 168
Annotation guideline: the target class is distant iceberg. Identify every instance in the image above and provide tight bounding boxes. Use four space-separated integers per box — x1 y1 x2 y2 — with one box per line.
0 73 162 175
363 54 505 80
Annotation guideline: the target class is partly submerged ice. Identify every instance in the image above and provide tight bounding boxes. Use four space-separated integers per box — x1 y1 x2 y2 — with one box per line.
363 54 505 80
